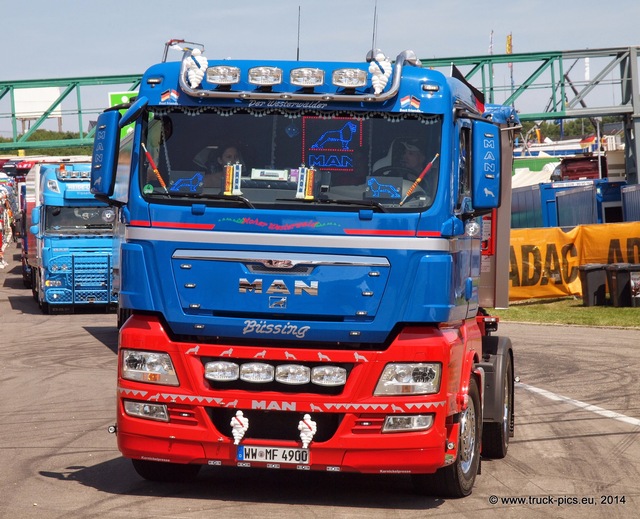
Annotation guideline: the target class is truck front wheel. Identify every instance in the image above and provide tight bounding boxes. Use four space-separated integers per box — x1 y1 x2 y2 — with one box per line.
131 459 201 482
413 377 481 498
482 353 513 459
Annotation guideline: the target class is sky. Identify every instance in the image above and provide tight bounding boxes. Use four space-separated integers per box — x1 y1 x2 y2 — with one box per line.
1 0 639 137
2 0 638 81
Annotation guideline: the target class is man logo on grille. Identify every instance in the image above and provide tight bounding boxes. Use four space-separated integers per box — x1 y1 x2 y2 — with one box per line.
269 296 287 309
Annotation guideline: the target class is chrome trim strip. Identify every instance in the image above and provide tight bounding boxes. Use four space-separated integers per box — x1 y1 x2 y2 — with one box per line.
126 227 451 252
172 249 390 267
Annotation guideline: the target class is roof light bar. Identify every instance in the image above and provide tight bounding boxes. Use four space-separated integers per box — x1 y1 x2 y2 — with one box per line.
332 68 368 88
180 50 420 102
206 65 240 86
248 66 283 86
290 68 325 87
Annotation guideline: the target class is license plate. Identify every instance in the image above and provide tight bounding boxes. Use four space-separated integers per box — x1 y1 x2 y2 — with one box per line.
237 445 310 465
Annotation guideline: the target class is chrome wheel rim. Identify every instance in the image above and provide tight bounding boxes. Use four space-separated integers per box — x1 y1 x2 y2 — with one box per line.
459 397 477 474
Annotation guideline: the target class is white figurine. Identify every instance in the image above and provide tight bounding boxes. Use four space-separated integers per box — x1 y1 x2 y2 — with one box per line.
230 410 249 445
369 52 392 95
298 414 317 449
186 49 208 88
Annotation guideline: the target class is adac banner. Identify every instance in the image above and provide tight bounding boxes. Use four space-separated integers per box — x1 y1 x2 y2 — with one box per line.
509 222 640 300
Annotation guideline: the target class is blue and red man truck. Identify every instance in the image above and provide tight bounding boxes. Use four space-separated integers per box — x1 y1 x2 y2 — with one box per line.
92 40 519 497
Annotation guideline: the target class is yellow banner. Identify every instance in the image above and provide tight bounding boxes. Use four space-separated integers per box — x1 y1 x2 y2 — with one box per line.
509 222 640 300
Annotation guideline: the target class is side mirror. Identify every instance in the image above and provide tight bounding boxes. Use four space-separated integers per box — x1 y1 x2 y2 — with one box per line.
120 96 148 127
31 206 41 225
91 111 122 197
91 96 149 199
471 120 501 210
29 224 39 236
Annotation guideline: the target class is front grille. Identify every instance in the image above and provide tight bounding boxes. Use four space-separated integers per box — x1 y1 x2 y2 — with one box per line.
46 252 116 304
74 271 108 286
247 264 314 275
207 407 341 442
75 289 111 303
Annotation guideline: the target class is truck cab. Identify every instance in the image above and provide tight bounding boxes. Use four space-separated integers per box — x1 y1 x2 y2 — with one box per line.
92 42 518 497
28 162 118 313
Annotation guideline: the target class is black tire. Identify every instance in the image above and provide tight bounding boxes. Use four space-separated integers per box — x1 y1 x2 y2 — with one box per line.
131 459 201 482
31 270 38 302
482 354 513 459
33 270 50 314
413 377 482 498
22 263 31 288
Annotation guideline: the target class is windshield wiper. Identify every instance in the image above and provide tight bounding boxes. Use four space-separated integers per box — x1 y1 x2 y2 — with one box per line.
153 193 255 209
276 197 387 213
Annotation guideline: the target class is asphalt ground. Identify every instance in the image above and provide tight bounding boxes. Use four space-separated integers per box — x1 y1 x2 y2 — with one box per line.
1 240 639 519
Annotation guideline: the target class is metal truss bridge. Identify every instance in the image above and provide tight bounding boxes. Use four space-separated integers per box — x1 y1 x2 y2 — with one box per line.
1 45 638 183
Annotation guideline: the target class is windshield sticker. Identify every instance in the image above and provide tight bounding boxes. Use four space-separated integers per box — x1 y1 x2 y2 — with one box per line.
169 172 204 193
247 100 328 109
219 216 340 231
160 89 179 104
365 177 402 199
303 116 362 174
400 95 421 111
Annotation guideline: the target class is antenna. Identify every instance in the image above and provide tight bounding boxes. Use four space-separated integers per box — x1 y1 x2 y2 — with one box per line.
371 0 378 52
296 5 301 61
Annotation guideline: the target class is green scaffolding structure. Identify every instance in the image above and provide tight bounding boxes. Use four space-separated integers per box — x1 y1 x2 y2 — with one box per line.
0 46 638 183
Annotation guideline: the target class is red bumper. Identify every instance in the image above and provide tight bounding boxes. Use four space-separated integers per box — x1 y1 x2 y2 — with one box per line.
116 315 480 474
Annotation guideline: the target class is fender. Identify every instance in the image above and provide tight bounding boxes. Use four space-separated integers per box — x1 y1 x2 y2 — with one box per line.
478 335 514 426
456 343 482 412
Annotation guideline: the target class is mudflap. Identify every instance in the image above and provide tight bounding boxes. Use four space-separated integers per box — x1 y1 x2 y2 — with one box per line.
478 335 513 428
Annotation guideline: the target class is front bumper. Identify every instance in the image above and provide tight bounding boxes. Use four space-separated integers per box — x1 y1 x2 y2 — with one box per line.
116 315 471 474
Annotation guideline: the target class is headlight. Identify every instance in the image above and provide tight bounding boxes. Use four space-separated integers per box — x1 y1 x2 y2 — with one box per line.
240 362 274 383
205 361 239 382
276 364 310 385
121 349 179 386
382 414 434 433
206 65 240 85
290 68 324 87
123 400 169 422
248 66 282 86
374 363 441 396
332 68 367 88
311 366 347 386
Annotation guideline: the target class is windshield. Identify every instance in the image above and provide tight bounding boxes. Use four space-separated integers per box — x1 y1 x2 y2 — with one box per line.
44 206 116 234
141 109 442 211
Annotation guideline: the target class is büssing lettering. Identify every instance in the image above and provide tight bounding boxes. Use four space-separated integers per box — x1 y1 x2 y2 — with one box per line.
242 320 311 339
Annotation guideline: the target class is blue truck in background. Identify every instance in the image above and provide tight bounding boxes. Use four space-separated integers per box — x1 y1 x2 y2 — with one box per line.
27 161 118 314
